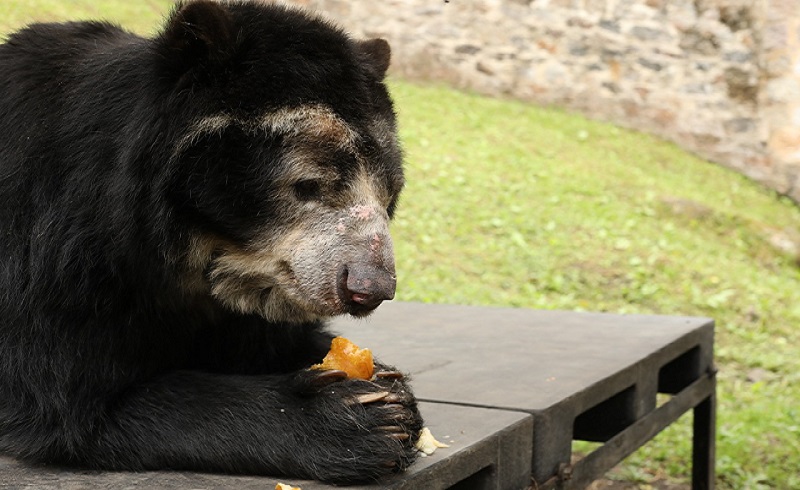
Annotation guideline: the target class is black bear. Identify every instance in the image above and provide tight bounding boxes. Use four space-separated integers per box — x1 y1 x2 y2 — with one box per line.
0 0 422 484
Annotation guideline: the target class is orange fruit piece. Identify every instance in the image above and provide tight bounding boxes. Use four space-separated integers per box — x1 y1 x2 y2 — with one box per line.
311 337 374 380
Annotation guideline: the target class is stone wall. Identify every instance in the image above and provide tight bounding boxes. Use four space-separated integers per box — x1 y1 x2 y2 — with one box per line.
286 0 800 203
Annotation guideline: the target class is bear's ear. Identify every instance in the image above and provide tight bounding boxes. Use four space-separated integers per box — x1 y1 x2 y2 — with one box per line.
157 0 236 80
357 39 391 80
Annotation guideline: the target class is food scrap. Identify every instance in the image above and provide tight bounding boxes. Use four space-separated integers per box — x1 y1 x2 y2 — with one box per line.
275 483 301 490
311 336 374 380
415 427 450 456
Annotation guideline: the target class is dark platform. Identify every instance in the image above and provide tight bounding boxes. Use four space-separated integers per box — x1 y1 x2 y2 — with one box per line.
330 302 716 489
0 302 716 489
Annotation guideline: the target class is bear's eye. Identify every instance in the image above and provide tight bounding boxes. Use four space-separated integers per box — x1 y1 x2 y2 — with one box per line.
292 179 322 202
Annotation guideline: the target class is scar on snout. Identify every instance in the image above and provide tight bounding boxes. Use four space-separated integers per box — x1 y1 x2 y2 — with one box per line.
350 205 375 220
370 233 382 251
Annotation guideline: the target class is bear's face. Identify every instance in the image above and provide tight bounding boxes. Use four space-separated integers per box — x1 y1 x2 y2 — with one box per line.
161 2 403 323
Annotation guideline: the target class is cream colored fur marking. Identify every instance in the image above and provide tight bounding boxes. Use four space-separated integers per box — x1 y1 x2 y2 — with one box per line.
347 170 389 211
369 116 397 148
172 114 234 160
173 105 358 160
273 148 340 186
260 105 357 148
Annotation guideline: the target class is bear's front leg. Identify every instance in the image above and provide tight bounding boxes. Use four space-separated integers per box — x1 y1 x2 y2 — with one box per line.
87 367 423 484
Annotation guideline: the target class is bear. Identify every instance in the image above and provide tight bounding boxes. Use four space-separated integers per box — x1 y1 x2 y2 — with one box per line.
0 0 422 484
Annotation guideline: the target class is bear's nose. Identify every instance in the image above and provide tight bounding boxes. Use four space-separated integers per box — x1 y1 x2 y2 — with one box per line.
340 264 396 312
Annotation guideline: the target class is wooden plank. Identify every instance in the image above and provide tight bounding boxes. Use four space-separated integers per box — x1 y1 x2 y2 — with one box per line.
331 302 714 413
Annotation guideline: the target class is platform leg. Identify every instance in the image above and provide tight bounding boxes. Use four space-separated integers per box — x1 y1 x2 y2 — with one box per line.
691 377 716 490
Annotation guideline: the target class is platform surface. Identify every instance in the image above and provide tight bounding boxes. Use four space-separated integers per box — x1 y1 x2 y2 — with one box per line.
331 301 713 413
0 401 533 490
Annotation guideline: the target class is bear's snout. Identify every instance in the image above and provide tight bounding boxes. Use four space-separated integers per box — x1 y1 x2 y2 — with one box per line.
339 263 396 314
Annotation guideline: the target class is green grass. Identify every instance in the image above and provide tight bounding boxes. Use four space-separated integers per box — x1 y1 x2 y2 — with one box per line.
0 1 172 37
2 2 800 489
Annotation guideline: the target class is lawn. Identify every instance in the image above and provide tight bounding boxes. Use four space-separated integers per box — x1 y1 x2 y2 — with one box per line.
2 2 799 489
0 1 172 36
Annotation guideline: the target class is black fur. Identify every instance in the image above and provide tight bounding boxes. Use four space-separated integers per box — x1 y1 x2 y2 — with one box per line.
0 1 420 484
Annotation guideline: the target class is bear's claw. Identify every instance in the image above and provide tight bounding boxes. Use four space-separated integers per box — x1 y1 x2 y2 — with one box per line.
354 391 390 404
375 370 404 380
309 369 348 386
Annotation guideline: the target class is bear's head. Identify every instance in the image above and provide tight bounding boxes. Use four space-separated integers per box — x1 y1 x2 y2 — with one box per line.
157 1 403 323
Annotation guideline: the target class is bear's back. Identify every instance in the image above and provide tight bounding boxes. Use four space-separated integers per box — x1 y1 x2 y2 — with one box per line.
0 21 145 172
1 20 136 61
2 21 142 115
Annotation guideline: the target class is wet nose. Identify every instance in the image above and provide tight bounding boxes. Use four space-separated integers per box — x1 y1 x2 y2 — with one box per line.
342 264 396 310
